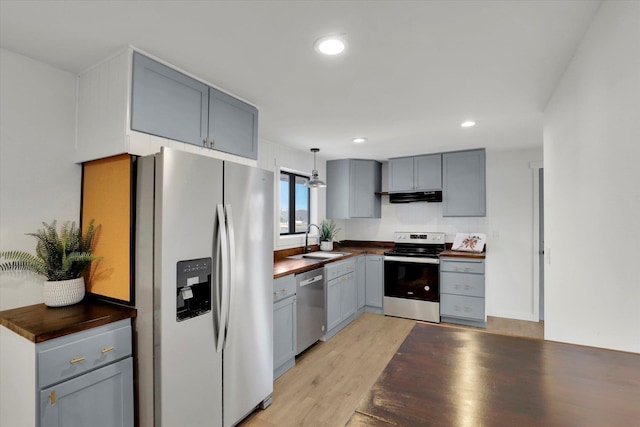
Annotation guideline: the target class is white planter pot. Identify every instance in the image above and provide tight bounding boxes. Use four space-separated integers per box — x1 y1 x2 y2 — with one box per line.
43 277 85 307
320 241 334 251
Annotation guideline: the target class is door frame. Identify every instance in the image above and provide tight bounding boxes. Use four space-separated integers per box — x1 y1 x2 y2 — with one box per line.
530 161 543 322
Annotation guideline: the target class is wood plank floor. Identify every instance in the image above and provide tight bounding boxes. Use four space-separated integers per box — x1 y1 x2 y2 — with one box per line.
239 313 416 427
350 323 640 427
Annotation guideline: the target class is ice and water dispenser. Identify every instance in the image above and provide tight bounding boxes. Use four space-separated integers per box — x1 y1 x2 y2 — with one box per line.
176 258 212 321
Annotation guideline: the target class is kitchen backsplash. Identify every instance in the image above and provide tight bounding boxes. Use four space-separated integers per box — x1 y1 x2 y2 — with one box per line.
336 199 487 244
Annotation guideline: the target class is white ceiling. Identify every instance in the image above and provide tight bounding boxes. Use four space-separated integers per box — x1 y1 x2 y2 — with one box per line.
0 0 601 161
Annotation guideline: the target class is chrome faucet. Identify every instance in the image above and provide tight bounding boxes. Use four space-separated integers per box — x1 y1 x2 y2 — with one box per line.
304 223 320 253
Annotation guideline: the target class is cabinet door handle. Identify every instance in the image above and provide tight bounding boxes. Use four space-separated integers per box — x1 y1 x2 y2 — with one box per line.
203 138 208 147
50 390 56 406
101 346 115 354
210 138 215 147
70 357 85 364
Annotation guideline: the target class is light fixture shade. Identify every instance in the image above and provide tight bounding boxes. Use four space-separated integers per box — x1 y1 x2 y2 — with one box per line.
305 148 326 188
305 170 326 188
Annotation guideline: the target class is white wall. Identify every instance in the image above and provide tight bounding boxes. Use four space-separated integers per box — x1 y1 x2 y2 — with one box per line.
0 48 81 310
543 1 640 353
341 147 543 322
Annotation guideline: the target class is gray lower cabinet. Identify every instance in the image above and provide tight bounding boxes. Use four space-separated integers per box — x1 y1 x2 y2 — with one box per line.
131 52 258 159
442 149 486 217
388 154 442 192
327 159 382 219
273 274 296 379
40 358 133 427
440 257 486 327
365 254 384 312
38 319 134 427
356 255 366 311
324 259 356 340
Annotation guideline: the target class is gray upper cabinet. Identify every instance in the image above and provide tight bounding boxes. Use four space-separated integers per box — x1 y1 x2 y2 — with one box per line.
415 154 442 190
131 52 258 159
388 154 442 192
131 53 209 147
442 149 486 217
208 88 258 160
327 159 382 219
388 156 414 192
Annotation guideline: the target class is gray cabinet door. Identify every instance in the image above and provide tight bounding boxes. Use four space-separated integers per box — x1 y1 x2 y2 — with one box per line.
388 157 415 192
40 357 133 427
273 295 296 372
350 160 381 218
443 149 486 217
326 278 342 331
326 159 350 219
415 154 442 191
356 256 366 310
131 52 208 147
365 255 383 308
340 272 357 320
208 88 258 160
327 159 381 219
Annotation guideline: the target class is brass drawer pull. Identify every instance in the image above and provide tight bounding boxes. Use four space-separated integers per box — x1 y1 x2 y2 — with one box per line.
50 390 56 405
101 346 115 354
70 357 85 364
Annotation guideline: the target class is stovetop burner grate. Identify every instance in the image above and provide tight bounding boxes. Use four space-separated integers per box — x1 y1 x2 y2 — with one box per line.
385 231 446 258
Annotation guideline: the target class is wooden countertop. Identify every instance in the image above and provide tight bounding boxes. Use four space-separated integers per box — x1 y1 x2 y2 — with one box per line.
440 249 486 259
274 243 390 279
274 241 485 278
0 299 137 343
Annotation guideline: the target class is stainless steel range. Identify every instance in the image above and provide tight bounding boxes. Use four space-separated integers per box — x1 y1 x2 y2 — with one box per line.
383 232 445 323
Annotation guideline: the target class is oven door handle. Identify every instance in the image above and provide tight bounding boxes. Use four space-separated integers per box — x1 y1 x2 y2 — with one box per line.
384 256 440 265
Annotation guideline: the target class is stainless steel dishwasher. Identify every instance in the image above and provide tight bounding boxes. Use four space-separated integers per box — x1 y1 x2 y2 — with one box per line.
295 267 326 354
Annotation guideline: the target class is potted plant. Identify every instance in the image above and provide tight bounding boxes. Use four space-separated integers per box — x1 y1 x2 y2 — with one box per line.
319 219 341 251
0 220 101 307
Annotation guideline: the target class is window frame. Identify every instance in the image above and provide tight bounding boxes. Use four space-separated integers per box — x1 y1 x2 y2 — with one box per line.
279 170 310 236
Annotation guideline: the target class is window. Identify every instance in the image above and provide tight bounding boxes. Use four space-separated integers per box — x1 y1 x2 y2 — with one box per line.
280 171 310 235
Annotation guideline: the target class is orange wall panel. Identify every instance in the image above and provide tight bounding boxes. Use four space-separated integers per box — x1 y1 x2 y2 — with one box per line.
82 154 132 303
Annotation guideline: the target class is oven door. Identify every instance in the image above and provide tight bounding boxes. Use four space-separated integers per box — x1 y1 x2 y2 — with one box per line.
384 256 440 302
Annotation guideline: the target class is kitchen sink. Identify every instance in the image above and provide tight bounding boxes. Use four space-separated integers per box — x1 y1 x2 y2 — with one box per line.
286 251 349 260
302 251 349 259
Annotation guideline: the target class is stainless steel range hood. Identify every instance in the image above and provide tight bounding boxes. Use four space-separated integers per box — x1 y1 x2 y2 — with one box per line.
389 191 442 204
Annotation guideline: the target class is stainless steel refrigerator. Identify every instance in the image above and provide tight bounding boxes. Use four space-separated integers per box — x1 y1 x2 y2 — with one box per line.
135 147 274 427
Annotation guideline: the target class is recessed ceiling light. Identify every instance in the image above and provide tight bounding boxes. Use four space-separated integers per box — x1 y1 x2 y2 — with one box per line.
315 36 346 55
352 137 367 143
461 121 476 128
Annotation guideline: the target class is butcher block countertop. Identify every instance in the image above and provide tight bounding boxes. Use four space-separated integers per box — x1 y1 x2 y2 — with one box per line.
274 241 486 278
440 249 486 259
273 241 391 279
0 299 136 343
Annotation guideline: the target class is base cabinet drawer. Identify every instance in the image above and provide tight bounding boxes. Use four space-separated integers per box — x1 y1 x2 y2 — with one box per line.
38 324 132 388
273 274 296 302
440 272 485 297
441 294 485 321
440 258 484 274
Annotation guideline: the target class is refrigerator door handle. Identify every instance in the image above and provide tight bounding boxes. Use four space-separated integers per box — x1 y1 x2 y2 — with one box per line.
216 203 229 353
223 204 236 349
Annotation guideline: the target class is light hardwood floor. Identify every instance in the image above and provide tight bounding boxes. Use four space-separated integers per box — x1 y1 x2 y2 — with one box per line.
240 313 416 427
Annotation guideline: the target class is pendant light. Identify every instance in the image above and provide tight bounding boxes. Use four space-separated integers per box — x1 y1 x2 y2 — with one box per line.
304 148 326 188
